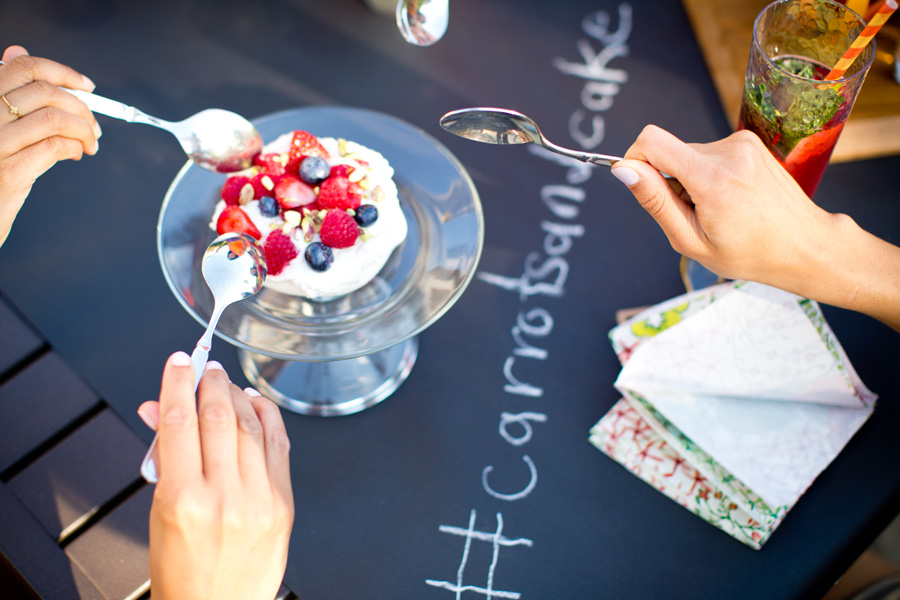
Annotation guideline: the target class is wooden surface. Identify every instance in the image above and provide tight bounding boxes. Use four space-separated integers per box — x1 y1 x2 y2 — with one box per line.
0 292 299 599
682 0 900 162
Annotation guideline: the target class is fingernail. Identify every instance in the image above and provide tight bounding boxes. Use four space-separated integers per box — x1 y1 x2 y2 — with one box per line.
82 74 95 90
93 121 102 138
611 166 641 186
137 408 157 431
243 387 262 397
170 351 191 367
204 360 225 372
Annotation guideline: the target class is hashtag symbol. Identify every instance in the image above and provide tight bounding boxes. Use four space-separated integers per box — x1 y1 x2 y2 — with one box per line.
426 510 533 599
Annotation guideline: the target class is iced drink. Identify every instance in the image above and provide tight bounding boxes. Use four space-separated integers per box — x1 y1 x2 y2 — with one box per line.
738 0 875 198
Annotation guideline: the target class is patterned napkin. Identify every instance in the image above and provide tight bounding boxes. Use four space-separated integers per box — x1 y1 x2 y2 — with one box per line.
590 281 876 549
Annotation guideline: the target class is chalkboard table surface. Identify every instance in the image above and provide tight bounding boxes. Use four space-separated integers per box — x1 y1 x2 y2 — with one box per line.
1 1 899 599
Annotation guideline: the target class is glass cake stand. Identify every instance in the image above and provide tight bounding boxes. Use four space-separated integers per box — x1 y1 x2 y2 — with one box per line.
158 106 483 416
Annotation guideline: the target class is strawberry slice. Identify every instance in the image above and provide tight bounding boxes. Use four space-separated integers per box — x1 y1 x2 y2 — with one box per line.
216 206 261 240
273 175 317 209
288 130 329 162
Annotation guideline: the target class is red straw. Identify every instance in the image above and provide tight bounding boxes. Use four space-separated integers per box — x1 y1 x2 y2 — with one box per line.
825 0 898 80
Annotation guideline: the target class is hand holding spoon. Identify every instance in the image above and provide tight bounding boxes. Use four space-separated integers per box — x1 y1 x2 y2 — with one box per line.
140 232 267 483
440 107 678 182
0 61 264 173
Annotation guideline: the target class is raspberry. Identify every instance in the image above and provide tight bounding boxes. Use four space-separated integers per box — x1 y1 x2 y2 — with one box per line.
250 172 278 199
329 164 355 179
317 176 361 211
253 153 286 177
319 209 359 249
263 229 299 276
221 175 252 206
288 130 329 162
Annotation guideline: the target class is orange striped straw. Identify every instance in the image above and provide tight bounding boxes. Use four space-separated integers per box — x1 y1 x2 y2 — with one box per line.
825 0 898 80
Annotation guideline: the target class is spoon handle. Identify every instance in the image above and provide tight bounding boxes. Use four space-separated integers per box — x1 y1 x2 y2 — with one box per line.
63 87 170 129
63 88 137 121
541 138 679 182
540 139 622 168
138 345 206 483
139 305 224 483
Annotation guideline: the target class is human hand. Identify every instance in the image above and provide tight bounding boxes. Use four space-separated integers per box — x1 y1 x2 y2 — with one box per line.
0 45 101 247
138 353 294 600
609 126 841 299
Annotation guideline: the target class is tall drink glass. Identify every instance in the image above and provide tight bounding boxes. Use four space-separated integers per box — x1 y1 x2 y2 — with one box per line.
738 0 876 198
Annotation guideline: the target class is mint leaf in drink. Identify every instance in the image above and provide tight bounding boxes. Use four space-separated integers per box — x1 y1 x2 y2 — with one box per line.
742 56 845 157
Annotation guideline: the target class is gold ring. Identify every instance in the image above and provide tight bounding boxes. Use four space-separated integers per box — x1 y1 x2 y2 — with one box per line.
2 94 21 118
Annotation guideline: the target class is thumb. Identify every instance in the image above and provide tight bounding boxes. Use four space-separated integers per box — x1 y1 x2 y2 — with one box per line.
2 46 29 61
137 401 160 432
611 159 695 240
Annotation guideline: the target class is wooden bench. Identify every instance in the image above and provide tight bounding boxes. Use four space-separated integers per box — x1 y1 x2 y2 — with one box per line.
0 292 298 600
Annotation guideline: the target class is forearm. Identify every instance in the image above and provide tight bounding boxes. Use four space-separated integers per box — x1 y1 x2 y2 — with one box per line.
787 213 900 332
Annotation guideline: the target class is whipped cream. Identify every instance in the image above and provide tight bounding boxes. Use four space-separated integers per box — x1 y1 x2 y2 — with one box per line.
210 133 407 301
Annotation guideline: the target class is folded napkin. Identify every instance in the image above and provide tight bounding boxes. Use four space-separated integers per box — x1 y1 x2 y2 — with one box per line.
590 281 875 549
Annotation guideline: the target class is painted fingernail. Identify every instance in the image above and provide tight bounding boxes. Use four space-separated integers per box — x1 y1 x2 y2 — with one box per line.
243 387 262 397
204 360 225 372
137 408 158 431
170 351 191 367
611 167 641 186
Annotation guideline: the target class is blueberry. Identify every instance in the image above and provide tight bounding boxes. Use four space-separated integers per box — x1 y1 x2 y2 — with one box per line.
304 241 334 272
259 195 279 217
298 156 331 186
354 204 378 227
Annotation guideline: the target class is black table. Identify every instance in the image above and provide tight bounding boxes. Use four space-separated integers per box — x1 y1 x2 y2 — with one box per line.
1 0 899 598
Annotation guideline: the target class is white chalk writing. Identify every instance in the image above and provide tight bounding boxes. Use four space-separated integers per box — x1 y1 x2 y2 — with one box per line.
426 510 533 599
427 4 632 595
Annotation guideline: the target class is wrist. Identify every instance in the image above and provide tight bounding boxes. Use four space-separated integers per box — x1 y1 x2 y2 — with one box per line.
788 212 900 330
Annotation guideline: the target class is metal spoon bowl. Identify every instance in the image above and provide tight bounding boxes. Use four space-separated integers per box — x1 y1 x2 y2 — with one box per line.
397 0 449 46
140 232 266 483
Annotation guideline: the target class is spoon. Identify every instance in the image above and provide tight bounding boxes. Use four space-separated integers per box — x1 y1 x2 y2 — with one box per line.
65 87 263 173
140 232 267 483
0 62 263 173
439 107 628 167
441 107 682 185
397 0 449 46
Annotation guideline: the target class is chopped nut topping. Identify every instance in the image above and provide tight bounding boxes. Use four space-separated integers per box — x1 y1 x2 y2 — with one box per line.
348 167 367 183
239 183 255 205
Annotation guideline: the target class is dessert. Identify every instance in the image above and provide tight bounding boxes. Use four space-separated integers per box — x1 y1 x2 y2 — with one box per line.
210 130 407 300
